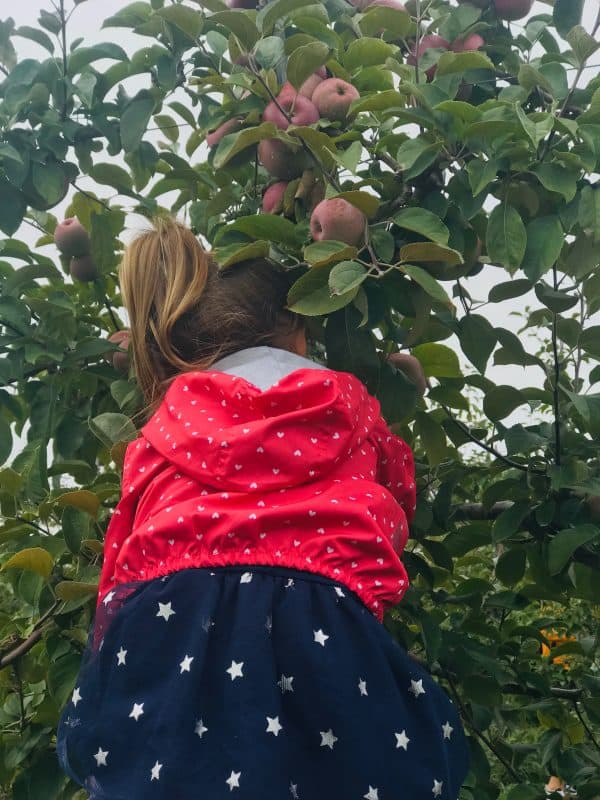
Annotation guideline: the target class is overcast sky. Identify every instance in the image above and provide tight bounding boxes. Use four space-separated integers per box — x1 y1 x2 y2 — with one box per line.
7 0 600 403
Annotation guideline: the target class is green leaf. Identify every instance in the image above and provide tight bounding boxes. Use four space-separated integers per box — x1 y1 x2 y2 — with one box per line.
260 0 316 35
56 490 101 518
401 264 451 305
566 24 600 65
216 241 270 268
436 50 495 76
495 548 527 586
492 501 530 544
0 296 32 335
333 191 378 218
359 6 411 39
254 36 286 69
488 279 532 303
535 281 578 314
484 385 526 422
303 240 358 268
466 157 498 197
548 525 600 575
553 0 584 37
344 38 397 71
288 266 358 316
522 216 564 282
210 11 259 50
121 91 155 152
412 342 461 378
532 164 578 202
14 25 55 53
0 416 12 466
286 41 329 88
518 64 555 96
416 412 448 467
223 214 303 247
328 261 367 296
486 203 527 270
62 506 90 554
55 581 98 601
458 314 496 373
393 208 449 245
89 413 138 448
68 43 128 74
48 654 82 709
399 242 462 266
89 163 134 193
579 185 600 243
515 106 554 148
155 5 203 38
213 122 279 169
2 547 53 579
396 138 442 181
579 326 600 359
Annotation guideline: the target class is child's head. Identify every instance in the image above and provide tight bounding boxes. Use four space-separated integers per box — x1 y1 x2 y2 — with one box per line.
119 217 304 404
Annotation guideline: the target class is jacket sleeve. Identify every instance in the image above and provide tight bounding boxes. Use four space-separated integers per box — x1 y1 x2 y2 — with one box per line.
372 417 417 523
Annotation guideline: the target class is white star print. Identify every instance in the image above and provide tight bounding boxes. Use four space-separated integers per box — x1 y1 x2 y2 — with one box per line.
265 616 272 633
94 747 108 767
240 572 253 583
116 647 127 666
266 716 283 736
180 654 194 673
72 687 82 707
409 679 426 698
395 730 410 750
102 590 115 606
442 721 453 740
151 760 162 781
358 678 368 696
226 770 241 791
156 601 175 621
364 787 379 800
129 702 144 721
334 586 345 597
195 719 208 738
290 782 299 799
433 779 443 796
313 629 329 647
278 674 294 693
226 660 244 680
320 729 338 749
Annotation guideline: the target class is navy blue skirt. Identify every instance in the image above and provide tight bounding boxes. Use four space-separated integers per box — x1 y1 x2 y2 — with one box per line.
57 566 469 799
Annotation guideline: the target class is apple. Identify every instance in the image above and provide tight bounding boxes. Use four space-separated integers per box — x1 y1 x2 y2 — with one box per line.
108 330 131 374
206 119 242 148
407 34 450 80
70 254 98 282
312 78 360 123
54 218 91 258
262 182 289 215
388 353 427 396
262 94 319 130
309 198 366 246
451 33 485 52
258 139 309 180
493 0 533 20
227 0 256 7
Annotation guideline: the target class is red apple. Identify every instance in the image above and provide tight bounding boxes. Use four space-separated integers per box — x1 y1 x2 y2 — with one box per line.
309 198 366 246
54 218 91 258
388 353 427 396
262 182 289 214
493 0 533 20
263 94 319 130
108 330 131 374
348 0 371 8
312 78 360 123
298 73 325 99
407 34 450 80
206 119 242 148
451 33 485 52
258 139 309 180
70 254 98 282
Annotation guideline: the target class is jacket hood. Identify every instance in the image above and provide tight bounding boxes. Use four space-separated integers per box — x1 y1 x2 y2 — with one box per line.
140 358 379 494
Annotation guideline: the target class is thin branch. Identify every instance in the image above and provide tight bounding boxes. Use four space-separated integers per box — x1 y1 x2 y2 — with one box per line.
102 294 122 332
0 64 9 77
15 516 49 536
0 601 62 669
573 701 600 754
453 501 514 520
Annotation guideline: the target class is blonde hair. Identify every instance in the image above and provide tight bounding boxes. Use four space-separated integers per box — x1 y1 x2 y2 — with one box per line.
119 217 302 408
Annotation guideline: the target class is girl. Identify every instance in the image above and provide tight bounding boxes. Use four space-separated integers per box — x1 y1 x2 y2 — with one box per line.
57 218 469 799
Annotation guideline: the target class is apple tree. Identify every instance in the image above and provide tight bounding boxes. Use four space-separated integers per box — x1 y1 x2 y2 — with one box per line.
0 0 599 797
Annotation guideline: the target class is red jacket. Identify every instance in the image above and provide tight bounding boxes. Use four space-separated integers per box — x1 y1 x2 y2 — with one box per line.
98 360 416 621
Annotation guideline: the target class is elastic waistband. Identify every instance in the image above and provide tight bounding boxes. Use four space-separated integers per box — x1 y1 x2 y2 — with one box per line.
170 563 349 591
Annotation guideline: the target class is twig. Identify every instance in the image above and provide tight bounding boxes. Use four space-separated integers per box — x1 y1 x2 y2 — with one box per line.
0 601 62 669
444 672 523 783
15 516 49 536
551 266 562 467
453 501 514 520
573 701 600 754
103 294 121 332
0 64 9 77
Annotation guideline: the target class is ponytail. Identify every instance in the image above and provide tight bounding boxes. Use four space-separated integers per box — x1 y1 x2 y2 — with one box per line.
119 217 303 409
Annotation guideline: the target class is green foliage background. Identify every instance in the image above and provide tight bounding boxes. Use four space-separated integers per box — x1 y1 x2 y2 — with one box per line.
0 0 599 797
